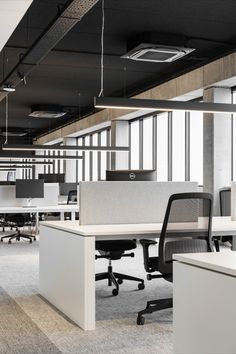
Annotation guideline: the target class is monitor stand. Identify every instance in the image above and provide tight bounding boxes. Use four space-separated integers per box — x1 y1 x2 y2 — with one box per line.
22 198 36 208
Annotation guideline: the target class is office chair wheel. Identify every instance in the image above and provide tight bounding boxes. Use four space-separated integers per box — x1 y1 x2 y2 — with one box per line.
16 237 20 241
0 238 3 242
138 283 145 290
8 240 11 244
29 239 32 243
117 279 123 284
147 274 152 281
137 315 145 325
112 289 119 296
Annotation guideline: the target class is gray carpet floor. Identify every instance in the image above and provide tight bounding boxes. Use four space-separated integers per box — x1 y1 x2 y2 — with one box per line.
0 235 173 354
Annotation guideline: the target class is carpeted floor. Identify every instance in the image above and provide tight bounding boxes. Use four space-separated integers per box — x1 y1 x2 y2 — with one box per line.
0 236 173 354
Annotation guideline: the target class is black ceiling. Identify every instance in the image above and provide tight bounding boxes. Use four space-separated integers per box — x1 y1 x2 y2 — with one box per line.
0 0 236 140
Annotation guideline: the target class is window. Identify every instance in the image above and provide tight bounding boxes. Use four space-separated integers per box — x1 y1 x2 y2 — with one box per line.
143 117 153 169
84 136 90 180
100 130 107 180
172 111 185 181
92 133 98 181
130 120 139 169
189 111 203 184
156 113 168 181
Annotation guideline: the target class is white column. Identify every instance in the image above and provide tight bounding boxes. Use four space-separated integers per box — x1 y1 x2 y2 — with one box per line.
203 87 231 215
63 137 77 182
110 120 129 170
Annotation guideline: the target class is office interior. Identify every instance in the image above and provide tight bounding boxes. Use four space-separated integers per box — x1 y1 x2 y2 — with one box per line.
0 1 236 353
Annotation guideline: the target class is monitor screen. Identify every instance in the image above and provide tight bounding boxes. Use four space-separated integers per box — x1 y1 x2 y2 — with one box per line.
38 173 65 183
106 170 157 181
16 179 44 198
59 183 79 196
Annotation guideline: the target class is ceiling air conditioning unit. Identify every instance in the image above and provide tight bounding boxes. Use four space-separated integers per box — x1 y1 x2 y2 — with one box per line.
121 43 195 63
29 105 66 118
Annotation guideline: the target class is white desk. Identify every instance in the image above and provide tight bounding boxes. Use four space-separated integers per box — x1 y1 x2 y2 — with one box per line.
173 252 236 354
39 216 236 331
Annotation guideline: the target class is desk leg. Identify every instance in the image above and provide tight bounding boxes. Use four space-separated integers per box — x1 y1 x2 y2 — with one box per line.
35 212 39 235
39 225 95 330
232 237 236 251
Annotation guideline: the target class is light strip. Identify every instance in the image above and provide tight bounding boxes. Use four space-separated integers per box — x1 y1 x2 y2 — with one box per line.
94 96 236 114
0 165 33 168
0 154 83 160
2 144 129 152
0 161 53 165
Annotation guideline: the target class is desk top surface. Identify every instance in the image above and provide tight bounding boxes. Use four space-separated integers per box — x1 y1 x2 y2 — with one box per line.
174 251 236 277
0 204 78 213
40 216 236 237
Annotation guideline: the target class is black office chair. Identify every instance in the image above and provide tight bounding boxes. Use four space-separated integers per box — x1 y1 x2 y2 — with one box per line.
137 192 213 325
0 213 36 244
96 239 145 296
67 190 77 204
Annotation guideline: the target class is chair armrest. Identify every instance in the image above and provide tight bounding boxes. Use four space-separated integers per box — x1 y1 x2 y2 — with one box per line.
140 239 157 273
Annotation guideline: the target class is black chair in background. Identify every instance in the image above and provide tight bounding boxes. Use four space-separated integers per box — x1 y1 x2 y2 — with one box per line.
67 190 77 204
219 187 232 244
137 192 213 325
1 214 36 244
96 239 145 296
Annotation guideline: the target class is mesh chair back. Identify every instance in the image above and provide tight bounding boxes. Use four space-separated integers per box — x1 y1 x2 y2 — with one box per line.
158 192 213 275
67 190 77 204
219 188 231 216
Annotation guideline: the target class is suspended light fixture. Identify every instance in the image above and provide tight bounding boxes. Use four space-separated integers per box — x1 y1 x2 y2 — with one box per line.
0 161 53 165
2 144 129 152
94 96 236 114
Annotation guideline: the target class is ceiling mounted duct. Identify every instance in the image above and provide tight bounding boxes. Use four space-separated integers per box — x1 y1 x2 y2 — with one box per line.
29 105 66 118
122 43 195 63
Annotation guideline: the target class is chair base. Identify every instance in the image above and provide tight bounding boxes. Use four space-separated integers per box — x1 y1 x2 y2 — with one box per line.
96 265 145 296
1 232 36 244
137 298 173 325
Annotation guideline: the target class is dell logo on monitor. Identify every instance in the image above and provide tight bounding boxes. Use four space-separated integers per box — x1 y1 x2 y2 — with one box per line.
129 172 136 180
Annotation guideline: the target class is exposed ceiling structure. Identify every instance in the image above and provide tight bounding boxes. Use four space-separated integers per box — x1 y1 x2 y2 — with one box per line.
0 0 236 141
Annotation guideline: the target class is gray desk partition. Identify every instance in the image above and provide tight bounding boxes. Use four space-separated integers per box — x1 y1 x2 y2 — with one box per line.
79 181 198 225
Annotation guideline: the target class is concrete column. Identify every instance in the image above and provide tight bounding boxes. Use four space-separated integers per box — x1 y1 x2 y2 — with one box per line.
203 87 232 215
110 120 129 170
63 137 77 182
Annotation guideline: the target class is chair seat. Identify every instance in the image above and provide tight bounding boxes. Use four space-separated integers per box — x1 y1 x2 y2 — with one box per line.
96 239 136 252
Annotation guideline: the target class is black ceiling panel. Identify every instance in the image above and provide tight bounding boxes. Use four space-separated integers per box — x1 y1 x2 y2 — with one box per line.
0 0 236 138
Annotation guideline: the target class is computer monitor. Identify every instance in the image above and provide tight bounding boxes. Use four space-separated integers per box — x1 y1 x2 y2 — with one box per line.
59 183 79 196
16 179 44 198
106 170 157 181
38 173 65 183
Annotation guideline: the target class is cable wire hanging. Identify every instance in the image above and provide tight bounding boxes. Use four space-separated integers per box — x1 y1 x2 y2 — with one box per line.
4 95 8 145
98 0 105 97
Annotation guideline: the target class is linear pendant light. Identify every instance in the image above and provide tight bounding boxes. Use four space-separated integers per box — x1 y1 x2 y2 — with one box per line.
94 96 236 114
0 154 83 160
2 144 129 152
0 161 53 165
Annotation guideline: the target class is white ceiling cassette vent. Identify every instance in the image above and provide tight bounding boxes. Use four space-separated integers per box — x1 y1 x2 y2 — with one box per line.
122 43 195 63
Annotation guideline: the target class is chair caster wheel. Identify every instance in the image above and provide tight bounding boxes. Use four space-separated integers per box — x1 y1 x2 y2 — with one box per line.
147 274 152 281
8 240 11 244
117 279 123 284
0 239 3 242
138 283 145 290
137 315 145 325
29 239 32 243
112 289 119 296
